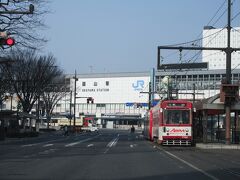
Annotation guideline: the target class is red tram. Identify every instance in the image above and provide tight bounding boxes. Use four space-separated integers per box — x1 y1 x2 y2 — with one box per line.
143 109 153 141
144 99 193 146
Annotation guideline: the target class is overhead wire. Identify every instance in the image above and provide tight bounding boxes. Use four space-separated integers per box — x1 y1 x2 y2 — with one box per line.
179 0 227 60
180 0 233 76
161 0 227 68
164 0 229 94
158 0 237 94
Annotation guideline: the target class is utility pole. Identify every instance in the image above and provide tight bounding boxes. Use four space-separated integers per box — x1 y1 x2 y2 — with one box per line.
148 82 151 110
69 90 72 126
157 0 239 144
225 0 232 145
140 80 159 110
73 70 77 131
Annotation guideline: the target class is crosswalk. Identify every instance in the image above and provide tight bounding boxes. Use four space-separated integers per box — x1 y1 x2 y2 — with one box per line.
20 133 123 149
20 133 141 157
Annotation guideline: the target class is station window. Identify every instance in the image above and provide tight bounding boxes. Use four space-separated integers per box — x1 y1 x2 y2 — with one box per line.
82 82 86 86
106 81 109 86
96 104 106 108
94 82 97 86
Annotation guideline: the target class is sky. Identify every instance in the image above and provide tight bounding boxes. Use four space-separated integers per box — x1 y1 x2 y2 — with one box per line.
42 0 240 74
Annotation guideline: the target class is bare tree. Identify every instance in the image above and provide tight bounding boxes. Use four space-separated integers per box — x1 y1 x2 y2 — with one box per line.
0 67 9 108
4 49 62 128
0 0 49 51
0 63 13 109
42 76 69 128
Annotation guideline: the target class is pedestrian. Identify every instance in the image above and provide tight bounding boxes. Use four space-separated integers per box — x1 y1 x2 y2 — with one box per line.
131 125 135 133
64 125 68 136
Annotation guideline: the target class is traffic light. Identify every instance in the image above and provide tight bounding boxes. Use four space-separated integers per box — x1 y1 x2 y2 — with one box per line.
0 37 15 47
87 97 94 104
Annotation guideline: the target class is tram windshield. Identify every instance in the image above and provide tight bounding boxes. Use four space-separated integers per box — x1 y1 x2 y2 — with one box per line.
164 110 190 124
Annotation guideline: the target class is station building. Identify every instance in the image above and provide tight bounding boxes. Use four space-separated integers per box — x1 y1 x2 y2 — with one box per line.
52 66 240 129
55 72 151 128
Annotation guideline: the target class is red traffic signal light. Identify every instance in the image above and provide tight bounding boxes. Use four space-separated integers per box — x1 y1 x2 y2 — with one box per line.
0 37 15 46
6 37 15 46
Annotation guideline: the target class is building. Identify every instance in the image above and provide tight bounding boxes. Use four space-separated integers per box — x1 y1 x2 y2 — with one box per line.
202 26 240 70
51 66 240 127
155 68 240 100
55 72 151 128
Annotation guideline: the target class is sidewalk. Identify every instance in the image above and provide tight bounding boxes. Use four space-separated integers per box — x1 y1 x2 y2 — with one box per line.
196 143 240 149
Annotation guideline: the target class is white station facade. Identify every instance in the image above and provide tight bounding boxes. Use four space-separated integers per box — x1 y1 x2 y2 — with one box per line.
55 72 151 127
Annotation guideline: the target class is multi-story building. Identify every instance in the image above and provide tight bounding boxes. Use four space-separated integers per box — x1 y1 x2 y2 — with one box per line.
202 26 240 70
55 72 151 127
155 68 240 100
52 66 240 127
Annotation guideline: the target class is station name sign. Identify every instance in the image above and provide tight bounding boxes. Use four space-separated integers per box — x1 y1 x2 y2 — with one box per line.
81 88 109 92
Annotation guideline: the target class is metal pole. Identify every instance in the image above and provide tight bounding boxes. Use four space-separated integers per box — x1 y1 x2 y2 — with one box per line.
167 77 170 100
10 94 12 111
193 83 196 105
217 114 220 142
69 90 72 126
225 106 231 144
226 0 232 84
73 70 77 131
225 0 232 145
148 82 151 110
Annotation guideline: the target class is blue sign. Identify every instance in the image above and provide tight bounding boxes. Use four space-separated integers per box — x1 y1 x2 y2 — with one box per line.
132 80 144 91
125 102 148 107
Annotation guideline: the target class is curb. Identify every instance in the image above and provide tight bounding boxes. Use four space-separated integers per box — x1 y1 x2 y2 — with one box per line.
196 143 240 149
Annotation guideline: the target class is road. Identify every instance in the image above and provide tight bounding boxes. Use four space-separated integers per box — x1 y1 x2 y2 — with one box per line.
0 129 240 180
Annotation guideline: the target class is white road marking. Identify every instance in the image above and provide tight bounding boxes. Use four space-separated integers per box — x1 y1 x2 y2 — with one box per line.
107 135 119 148
65 135 100 147
22 144 35 147
23 154 36 158
130 144 137 148
39 148 57 155
43 144 53 147
21 137 69 147
87 144 94 147
104 134 119 154
159 147 219 180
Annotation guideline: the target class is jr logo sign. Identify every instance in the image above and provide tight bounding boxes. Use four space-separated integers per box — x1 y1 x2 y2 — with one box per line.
132 80 144 91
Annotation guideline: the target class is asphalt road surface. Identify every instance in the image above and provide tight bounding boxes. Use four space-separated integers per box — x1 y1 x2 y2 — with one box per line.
0 129 240 180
